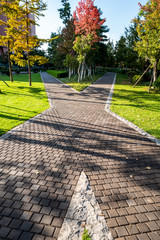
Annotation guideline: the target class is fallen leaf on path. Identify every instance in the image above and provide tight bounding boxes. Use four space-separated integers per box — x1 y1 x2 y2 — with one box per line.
146 166 151 170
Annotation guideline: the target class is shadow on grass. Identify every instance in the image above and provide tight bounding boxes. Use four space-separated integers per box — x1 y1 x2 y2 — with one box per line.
1 73 43 83
112 89 160 113
17 86 43 94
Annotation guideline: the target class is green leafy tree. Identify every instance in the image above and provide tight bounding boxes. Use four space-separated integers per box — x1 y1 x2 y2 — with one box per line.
133 0 160 82
115 36 128 68
48 32 64 69
57 18 76 78
58 0 71 25
124 23 140 70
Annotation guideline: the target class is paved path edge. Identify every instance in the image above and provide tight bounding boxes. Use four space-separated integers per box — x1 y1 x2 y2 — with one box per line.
105 73 160 146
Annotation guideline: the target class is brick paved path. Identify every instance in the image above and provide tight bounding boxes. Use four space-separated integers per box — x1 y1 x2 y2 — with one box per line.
0 72 160 240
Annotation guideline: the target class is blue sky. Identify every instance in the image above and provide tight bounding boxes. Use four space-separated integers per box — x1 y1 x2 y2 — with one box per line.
37 0 148 49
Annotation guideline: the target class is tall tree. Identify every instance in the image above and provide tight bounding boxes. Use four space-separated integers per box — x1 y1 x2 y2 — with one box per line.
134 0 160 82
58 0 71 25
0 0 21 82
11 0 47 86
57 18 76 78
115 36 127 68
73 0 105 81
48 32 64 69
124 22 140 70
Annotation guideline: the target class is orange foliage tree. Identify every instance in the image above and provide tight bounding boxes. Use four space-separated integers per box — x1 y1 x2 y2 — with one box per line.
73 0 105 81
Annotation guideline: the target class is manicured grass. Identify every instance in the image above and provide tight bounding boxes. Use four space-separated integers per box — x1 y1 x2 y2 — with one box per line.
110 73 160 139
47 70 68 78
0 73 49 136
60 75 104 92
47 70 105 92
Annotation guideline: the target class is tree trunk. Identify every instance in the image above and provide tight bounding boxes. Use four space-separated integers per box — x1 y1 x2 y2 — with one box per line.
88 66 92 76
153 60 158 83
78 63 81 83
80 61 85 81
69 67 72 79
26 1 31 86
148 73 153 93
27 52 31 86
8 43 13 82
7 42 13 83
84 63 86 79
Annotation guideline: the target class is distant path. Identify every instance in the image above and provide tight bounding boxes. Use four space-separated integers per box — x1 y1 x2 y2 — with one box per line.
0 72 159 240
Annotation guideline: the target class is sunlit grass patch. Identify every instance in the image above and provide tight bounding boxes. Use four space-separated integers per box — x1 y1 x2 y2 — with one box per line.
0 73 49 136
111 73 160 139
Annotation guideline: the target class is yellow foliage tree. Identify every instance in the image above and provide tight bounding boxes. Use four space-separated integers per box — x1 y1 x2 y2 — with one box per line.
11 0 48 86
0 0 21 82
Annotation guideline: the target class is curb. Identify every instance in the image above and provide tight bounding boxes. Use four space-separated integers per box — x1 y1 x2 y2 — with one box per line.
105 73 160 146
40 72 55 108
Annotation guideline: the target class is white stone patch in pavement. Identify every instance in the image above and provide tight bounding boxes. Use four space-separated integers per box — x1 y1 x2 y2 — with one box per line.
57 171 113 240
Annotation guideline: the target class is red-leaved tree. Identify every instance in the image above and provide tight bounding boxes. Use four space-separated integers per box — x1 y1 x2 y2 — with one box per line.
73 0 105 81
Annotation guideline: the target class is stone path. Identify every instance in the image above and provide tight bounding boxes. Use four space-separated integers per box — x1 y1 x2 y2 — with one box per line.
0 72 160 240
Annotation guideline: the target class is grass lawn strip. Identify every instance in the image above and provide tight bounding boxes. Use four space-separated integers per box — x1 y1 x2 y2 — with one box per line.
110 73 160 140
0 73 49 136
47 70 104 92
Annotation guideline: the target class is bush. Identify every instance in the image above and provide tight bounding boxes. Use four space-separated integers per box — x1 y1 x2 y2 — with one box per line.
120 69 127 74
14 68 21 75
153 77 160 90
132 75 141 84
32 67 39 73
56 71 68 78
143 72 151 82
1 67 9 76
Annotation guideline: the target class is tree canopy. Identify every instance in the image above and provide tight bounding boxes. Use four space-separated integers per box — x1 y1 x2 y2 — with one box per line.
133 0 160 82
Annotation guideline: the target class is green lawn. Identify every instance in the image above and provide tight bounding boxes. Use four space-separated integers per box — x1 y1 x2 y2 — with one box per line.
0 73 49 136
47 70 68 78
110 73 160 139
47 70 104 92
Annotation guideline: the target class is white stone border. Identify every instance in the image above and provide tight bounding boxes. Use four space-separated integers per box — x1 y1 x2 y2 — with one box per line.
105 74 160 146
105 73 116 110
40 72 56 107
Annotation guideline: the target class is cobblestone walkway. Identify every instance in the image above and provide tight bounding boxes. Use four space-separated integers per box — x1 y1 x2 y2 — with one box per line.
0 72 160 240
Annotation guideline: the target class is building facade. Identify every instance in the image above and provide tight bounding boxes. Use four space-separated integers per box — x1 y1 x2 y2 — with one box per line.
0 14 7 56
0 14 36 56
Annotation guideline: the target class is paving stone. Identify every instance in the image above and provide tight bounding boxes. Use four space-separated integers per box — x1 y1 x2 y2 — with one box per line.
42 226 55 237
31 223 44 234
19 231 33 240
20 221 33 231
0 226 11 238
41 215 53 225
7 229 22 240
115 226 129 237
52 217 63 228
